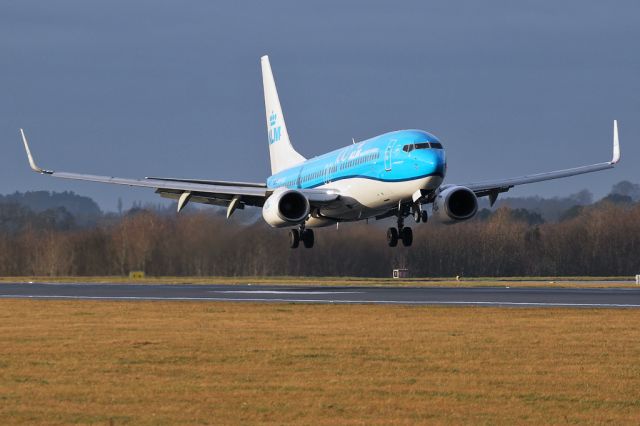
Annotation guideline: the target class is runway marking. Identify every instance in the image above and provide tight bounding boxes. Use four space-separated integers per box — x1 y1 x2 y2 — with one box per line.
1 294 640 308
211 290 363 295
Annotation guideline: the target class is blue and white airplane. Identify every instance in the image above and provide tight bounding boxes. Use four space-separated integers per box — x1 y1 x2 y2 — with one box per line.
21 56 621 248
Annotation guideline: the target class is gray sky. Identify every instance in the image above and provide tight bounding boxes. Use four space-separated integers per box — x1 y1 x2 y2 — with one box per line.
1 0 638 210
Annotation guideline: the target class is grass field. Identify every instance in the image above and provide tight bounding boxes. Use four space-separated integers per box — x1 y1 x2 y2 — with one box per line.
0 275 637 288
1 300 639 424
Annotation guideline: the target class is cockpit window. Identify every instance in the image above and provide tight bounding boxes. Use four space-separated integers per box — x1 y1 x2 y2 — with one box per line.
403 141 443 152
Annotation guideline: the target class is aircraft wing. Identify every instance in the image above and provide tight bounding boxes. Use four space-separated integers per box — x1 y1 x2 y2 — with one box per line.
20 130 339 216
145 176 267 188
457 121 621 205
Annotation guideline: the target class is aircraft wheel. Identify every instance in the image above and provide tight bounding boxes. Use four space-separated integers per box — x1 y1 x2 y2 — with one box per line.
401 227 413 247
413 208 421 223
387 227 399 247
421 210 428 223
289 229 300 249
302 229 315 248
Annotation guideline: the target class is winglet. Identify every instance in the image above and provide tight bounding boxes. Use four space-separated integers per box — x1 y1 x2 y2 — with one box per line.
20 129 53 174
612 120 620 164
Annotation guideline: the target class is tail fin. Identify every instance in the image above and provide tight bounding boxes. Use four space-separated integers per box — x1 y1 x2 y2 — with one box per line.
261 55 306 174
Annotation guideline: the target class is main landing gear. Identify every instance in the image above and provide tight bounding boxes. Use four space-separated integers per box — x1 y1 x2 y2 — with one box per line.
387 204 427 248
387 218 413 247
289 224 314 249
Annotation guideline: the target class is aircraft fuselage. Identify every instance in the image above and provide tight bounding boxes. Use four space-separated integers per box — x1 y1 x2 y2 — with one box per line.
267 129 446 226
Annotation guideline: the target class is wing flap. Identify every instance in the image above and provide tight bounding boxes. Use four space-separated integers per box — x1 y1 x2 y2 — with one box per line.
51 171 267 197
146 176 267 188
156 188 264 208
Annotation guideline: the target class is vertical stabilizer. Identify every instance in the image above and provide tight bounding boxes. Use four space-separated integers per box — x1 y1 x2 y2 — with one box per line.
261 55 306 174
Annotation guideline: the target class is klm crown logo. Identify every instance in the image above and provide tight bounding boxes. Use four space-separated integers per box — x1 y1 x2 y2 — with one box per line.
268 111 281 145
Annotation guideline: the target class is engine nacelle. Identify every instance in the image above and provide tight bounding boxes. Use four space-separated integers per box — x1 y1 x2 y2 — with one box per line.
262 189 310 227
432 185 478 223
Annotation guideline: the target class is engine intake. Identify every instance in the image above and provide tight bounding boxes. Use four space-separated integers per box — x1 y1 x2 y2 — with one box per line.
262 189 310 227
432 185 478 223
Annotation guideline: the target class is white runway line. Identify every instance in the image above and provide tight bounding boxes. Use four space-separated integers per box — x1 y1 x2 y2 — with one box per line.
211 290 363 295
1 294 640 308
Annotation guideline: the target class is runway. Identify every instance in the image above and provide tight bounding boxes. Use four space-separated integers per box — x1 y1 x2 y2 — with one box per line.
1 282 640 307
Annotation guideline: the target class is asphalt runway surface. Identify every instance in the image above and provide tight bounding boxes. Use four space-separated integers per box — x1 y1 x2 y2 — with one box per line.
1 282 640 308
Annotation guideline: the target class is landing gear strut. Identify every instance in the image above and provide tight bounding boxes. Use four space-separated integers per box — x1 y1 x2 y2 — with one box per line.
289 224 314 249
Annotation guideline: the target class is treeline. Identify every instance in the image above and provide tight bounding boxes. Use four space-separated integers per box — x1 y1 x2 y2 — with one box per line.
0 200 639 277
0 191 101 226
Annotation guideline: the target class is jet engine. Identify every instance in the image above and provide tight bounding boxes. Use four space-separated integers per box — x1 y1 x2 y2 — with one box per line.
431 185 478 223
262 189 310 227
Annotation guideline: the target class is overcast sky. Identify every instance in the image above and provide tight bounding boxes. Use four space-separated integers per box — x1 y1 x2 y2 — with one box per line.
1 1 638 210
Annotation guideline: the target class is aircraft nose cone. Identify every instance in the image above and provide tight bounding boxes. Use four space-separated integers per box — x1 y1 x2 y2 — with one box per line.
434 151 446 176
421 150 445 177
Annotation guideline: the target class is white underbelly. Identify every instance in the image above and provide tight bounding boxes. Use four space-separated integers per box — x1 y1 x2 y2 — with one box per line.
324 175 441 208
312 175 442 222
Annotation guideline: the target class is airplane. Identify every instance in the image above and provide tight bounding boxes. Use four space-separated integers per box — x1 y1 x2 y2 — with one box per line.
20 55 621 249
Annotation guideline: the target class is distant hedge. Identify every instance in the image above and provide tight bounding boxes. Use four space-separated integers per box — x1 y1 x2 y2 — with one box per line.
1 201 639 277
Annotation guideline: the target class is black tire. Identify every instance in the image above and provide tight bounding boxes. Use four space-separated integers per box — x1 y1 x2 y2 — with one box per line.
401 227 413 247
289 229 300 248
413 209 421 223
387 227 399 247
421 210 428 223
302 229 315 248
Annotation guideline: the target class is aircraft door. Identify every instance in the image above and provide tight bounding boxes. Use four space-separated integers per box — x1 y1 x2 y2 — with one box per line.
384 141 396 171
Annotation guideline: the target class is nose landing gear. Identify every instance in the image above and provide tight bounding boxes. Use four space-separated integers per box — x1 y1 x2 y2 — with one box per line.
413 207 428 223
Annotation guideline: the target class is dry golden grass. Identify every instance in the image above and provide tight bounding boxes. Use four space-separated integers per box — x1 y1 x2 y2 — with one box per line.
0 275 637 288
1 300 640 424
